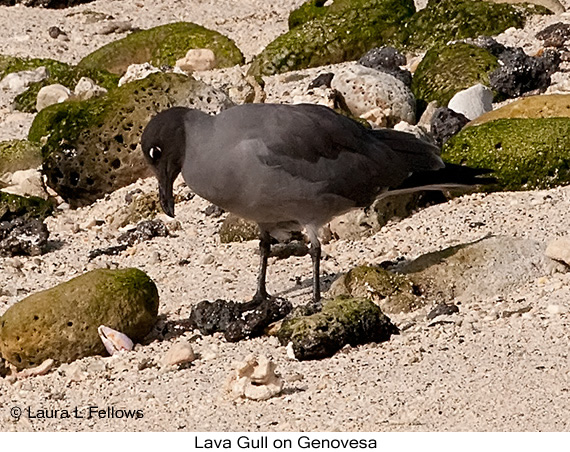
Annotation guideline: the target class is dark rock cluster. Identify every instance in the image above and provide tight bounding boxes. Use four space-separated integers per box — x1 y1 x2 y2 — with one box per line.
189 297 292 342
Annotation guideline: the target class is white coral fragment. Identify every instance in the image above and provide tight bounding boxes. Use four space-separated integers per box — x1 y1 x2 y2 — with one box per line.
227 355 283 401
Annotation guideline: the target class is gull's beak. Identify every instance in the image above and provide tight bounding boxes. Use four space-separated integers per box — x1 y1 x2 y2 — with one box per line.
158 176 175 217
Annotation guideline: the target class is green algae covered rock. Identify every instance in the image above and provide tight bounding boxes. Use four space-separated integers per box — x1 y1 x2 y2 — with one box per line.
277 296 398 360
442 118 570 190
0 268 159 369
329 265 423 314
78 22 244 76
219 214 259 243
249 0 415 77
0 140 43 175
0 192 54 221
288 0 329 28
0 55 118 113
412 43 499 110
402 0 547 51
28 72 232 207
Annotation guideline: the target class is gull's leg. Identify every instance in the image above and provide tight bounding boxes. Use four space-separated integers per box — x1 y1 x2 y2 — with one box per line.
253 229 271 301
307 227 322 308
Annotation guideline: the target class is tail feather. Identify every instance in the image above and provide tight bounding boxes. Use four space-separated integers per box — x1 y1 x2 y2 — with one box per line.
394 163 496 192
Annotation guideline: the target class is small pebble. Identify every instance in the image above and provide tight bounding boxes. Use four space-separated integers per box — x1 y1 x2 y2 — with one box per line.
162 341 195 367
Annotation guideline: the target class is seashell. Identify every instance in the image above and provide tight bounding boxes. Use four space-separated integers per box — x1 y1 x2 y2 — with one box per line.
227 355 283 401
98 325 134 355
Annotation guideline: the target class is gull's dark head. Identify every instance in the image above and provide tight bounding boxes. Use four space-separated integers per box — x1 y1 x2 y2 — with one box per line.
141 107 189 217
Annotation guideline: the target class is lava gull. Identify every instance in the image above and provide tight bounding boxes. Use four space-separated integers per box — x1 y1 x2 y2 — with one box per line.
141 103 492 305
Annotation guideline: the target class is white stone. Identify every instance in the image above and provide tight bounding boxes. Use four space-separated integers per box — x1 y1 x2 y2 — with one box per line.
118 63 161 87
0 66 49 94
331 64 416 127
545 238 570 266
448 83 493 120
162 341 195 367
36 84 73 111
0 168 47 199
74 77 108 100
175 48 217 73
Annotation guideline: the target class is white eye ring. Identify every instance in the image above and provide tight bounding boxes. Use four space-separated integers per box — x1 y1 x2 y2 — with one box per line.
149 146 162 161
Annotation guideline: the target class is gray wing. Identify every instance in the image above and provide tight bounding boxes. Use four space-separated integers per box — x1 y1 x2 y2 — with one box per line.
219 103 443 206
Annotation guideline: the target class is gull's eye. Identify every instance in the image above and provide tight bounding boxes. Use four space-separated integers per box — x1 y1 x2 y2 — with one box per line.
149 146 162 162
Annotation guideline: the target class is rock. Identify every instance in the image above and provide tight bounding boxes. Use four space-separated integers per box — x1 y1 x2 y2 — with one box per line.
0 140 42 176
0 357 7 377
448 83 493 121
328 266 423 314
15 358 54 378
98 325 134 355
118 63 162 87
78 22 244 76
426 303 459 320
28 72 233 207
117 219 169 246
489 47 560 99
485 0 564 14
358 46 411 86
176 48 217 73
219 214 259 243
1 168 47 199
0 216 49 257
396 236 550 303
443 117 570 190
278 296 398 360
288 0 329 29
0 66 49 95
412 43 499 112
331 64 415 126
189 297 292 342
111 191 162 228
545 237 570 267
0 268 159 369
48 27 68 40
0 55 118 113
431 107 469 146
227 355 283 401
0 192 53 221
329 190 447 239
308 72 334 89
74 77 107 100
536 22 570 48
416 100 439 133
401 0 543 51
248 0 415 77
468 94 570 126
162 341 195 367
97 20 134 35
35 83 73 112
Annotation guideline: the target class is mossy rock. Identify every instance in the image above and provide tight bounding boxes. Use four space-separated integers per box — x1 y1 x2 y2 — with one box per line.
0 55 118 113
401 0 548 51
0 140 43 175
219 214 259 243
411 43 499 111
329 265 424 314
469 94 570 126
0 268 159 369
28 72 232 207
442 118 570 190
277 296 398 360
0 192 54 221
288 0 329 29
249 0 415 77
77 22 244 76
